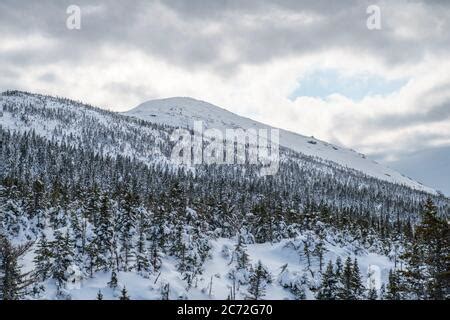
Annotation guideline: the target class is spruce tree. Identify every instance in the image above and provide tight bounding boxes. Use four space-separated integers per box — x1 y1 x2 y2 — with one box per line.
338 257 354 300
108 270 118 289
33 234 53 282
334 257 343 278
93 195 114 271
246 261 271 300
401 241 426 299
385 269 401 300
234 234 250 270
404 198 448 299
314 237 326 273
291 274 307 300
379 283 386 300
147 207 164 272
316 260 337 300
69 207 87 258
135 208 150 274
252 203 274 243
118 191 137 271
149 241 162 272
119 286 130 300
51 230 74 292
367 286 378 300
351 258 365 299
85 240 97 278
160 283 170 300
0 236 35 300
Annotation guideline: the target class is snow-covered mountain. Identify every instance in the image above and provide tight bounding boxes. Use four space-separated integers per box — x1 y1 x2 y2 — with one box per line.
1 91 448 301
125 97 435 194
1 91 445 220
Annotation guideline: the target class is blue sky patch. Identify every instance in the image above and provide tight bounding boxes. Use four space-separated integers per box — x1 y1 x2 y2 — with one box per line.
289 69 408 101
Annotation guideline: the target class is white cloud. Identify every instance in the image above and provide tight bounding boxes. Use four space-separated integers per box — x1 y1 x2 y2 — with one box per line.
1 0 449 164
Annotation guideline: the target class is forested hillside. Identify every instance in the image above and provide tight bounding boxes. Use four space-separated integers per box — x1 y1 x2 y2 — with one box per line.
0 91 448 300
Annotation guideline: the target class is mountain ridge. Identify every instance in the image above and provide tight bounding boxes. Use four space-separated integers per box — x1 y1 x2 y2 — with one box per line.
125 96 435 194
0 90 436 194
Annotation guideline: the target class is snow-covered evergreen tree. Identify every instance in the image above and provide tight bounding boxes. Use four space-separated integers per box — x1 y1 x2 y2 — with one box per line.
51 230 74 293
246 261 272 300
316 261 338 300
33 234 52 282
0 236 34 300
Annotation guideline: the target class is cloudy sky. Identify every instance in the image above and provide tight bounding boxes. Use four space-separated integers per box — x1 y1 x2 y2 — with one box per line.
1 0 449 190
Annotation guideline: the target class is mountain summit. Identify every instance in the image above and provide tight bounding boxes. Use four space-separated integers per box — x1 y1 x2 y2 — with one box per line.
126 97 434 193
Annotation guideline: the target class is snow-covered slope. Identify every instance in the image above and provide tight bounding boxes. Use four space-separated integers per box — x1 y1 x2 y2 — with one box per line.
22 237 392 300
125 97 435 194
2 91 448 301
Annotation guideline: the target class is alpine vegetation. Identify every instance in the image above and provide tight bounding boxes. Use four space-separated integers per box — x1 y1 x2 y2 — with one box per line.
0 91 449 300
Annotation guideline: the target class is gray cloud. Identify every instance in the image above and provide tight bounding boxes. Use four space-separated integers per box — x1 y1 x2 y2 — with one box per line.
1 0 450 74
0 0 449 175
375 101 450 128
371 81 450 129
102 82 156 104
38 72 59 83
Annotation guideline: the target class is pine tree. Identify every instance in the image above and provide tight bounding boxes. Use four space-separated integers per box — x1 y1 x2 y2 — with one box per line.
367 286 378 300
51 230 74 292
291 274 307 300
0 197 25 238
119 286 130 300
0 236 35 300
108 270 118 289
160 283 170 300
314 236 326 273
135 207 150 274
172 223 188 273
302 234 313 271
402 198 449 299
30 179 45 226
351 258 365 299
85 240 97 278
379 283 386 300
69 207 87 258
246 261 272 300
334 257 343 278
149 240 162 272
252 203 274 243
118 191 137 271
85 186 100 223
316 260 337 300
147 207 164 272
93 195 114 271
233 234 250 270
401 241 426 299
385 269 401 300
33 234 52 282
173 211 211 289
228 233 251 286
338 257 354 300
